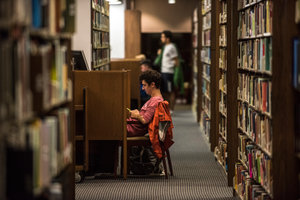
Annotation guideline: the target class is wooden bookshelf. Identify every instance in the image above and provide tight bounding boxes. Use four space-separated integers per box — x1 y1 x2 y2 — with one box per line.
213 0 229 177
199 0 212 143
91 0 110 70
294 1 300 199
233 0 274 198
0 0 76 199
191 0 298 198
73 0 110 71
232 0 299 199
272 1 298 199
192 5 201 122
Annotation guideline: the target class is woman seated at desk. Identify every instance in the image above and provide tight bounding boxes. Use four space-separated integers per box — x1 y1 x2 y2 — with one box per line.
127 69 163 137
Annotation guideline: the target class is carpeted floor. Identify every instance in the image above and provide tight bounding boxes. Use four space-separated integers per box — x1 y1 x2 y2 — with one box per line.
75 105 237 200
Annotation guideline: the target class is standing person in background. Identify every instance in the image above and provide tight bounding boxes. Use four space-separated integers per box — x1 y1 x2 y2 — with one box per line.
154 30 178 114
140 59 152 106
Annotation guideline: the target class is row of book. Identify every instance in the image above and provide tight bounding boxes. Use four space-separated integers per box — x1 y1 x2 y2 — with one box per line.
92 10 109 32
219 0 227 24
238 101 272 154
219 115 227 139
238 37 272 73
0 0 31 26
214 138 228 172
92 31 109 49
201 0 212 15
219 73 227 94
202 63 211 80
219 25 227 46
238 0 265 10
31 0 75 33
192 23 198 48
201 48 211 64
201 0 211 140
0 12 72 123
237 74 271 114
92 48 110 68
0 32 30 123
238 0 272 39
0 33 27 124
234 163 271 200
202 91 211 118
92 0 109 16
219 90 227 116
219 49 227 70
202 79 211 100
202 12 211 30
200 111 211 138
30 39 72 113
217 0 228 176
193 49 198 72
237 142 272 193
202 30 211 46
27 109 71 192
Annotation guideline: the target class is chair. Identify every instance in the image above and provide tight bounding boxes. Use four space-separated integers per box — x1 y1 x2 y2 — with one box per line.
125 101 174 179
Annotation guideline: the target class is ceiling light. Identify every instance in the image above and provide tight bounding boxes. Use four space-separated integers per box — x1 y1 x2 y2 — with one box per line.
107 0 122 5
168 0 176 4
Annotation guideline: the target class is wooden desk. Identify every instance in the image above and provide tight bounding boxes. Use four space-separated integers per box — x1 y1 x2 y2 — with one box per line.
73 70 130 178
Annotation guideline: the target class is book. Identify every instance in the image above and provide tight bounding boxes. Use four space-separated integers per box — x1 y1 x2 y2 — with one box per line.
296 0 300 24
293 38 300 90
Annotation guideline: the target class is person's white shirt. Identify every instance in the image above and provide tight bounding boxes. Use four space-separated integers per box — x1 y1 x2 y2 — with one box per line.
161 43 178 74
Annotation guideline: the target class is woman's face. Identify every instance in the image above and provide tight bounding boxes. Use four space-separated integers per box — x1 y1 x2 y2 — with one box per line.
141 80 153 96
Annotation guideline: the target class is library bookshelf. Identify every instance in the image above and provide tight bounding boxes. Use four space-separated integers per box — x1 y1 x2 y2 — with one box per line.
91 0 110 70
192 5 201 122
0 0 76 199
193 0 299 198
214 0 229 177
295 1 300 198
73 0 110 71
199 0 212 144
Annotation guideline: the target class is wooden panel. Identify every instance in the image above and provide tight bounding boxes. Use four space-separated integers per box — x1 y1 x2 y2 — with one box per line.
197 1 202 123
73 71 130 141
210 0 220 152
272 1 296 199
125 10 141 58
110 58 141 108
227 0 238 187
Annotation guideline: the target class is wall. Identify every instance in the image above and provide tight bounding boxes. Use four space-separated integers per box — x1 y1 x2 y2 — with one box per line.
110 4 126 59
135 0 198 33
72 0 91 70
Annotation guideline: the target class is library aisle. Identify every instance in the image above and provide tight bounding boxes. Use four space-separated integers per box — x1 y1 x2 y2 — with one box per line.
75 105 237 200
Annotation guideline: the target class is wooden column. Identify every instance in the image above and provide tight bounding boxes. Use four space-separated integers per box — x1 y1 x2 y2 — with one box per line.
227 0 238 187
209 0 220 152
197 0 202 123
272 0 297 199
125 10 141 58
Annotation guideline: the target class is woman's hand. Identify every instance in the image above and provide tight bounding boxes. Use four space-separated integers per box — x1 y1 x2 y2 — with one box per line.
130 109 140 119
130 109 146 124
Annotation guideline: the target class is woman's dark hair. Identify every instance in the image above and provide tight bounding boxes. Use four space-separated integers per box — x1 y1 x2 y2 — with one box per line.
162 30 173 41
139 69 161 89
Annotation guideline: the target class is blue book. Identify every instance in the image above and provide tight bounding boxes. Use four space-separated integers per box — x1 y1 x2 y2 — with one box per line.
293 38 300 90
32 0 42 28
